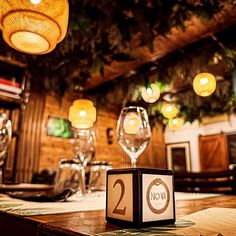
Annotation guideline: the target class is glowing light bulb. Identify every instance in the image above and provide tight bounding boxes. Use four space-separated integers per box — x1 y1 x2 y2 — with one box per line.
146 88 153 94
141 83 160 103
193 73 216 97
172 119 178 125
166 105 173 112
69 99 96 129
200 77 208 85
30 0 41 5
161 103 177 119
79 110 87 117
168 117 184 131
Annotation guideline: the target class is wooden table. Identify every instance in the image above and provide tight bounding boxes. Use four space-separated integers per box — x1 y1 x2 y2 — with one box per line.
0 194 236 235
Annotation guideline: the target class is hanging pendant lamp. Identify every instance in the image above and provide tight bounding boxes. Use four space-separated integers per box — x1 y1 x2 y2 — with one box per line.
193 73 216 97
161 103 178 119
168 117 184 131
68 99 97 129
0 0 69 55
141 83 160 103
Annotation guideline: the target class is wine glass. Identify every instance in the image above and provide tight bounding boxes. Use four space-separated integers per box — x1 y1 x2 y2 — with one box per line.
117 106 151 168
0 112 12 184
73 128 95 194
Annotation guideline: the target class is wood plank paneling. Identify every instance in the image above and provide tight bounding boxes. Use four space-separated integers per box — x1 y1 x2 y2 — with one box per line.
16 90 45 182
38 95 166 171
199 133 229 171
39 93 74 171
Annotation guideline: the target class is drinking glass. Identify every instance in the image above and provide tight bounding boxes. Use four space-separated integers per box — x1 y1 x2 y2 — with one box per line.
0 112 12 184
73 128 95 193
117 106 151 168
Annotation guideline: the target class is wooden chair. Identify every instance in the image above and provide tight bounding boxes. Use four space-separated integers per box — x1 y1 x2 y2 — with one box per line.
174 167 236 194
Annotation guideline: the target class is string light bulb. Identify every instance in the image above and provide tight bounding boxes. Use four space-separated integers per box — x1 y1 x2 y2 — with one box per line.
161 103 178 119
168 117 184 131
193 73 216 97
141 83 160 103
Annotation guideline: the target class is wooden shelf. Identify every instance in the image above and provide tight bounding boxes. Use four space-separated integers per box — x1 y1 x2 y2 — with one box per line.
0 57 30 183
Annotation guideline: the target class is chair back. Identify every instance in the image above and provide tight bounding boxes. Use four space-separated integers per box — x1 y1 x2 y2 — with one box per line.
174 167 236 194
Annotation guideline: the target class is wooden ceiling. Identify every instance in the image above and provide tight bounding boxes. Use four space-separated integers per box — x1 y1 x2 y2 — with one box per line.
85 4 236 90
0 1 235 95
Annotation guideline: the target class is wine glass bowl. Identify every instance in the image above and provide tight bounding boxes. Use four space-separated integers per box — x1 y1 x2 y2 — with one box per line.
72 128 95 194
117 106 151 168
0 112 12 184
73 128 95 167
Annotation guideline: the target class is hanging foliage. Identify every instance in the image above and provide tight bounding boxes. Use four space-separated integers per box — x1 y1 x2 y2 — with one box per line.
89 31 236 125
0 0 232 98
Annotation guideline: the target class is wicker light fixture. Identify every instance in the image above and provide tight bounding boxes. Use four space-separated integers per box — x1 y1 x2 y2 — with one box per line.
168 117 184 131
161 103 178 119
141 83 160 103
193 73 216 97
69 99 97 129
0 0 69 54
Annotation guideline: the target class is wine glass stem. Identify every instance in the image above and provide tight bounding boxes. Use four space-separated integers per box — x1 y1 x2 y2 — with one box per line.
131 159 137 168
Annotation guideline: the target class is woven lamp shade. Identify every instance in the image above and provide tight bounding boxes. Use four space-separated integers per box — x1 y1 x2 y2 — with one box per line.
161 103 178 119
0 0 69 54
69 99 97 129
193 73 216 97
141 83 160 103
168 117 184 131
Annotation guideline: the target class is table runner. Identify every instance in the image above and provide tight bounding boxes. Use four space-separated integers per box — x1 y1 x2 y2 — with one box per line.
0 191 220 216
0 191 106 216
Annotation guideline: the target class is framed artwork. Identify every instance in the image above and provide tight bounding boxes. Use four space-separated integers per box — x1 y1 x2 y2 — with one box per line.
47 116 73 138
166 142 191 172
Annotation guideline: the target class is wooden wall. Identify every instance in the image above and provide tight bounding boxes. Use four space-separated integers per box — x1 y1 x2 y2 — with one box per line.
36 93 166 173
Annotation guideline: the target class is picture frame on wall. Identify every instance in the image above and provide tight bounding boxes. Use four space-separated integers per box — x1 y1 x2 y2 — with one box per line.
166 142 191 172
47 116 73 139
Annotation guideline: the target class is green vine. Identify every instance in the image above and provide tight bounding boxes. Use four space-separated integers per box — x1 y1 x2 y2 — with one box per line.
0 0 235 124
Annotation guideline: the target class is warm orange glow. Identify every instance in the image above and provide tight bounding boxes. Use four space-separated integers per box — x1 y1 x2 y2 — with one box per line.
141 83 160 103
161 103 178 119
68 99 96 129
0 0 69 54
193 73 216 97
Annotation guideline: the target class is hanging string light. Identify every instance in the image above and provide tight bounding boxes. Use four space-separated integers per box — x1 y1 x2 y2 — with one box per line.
168 117 184 131
141 83 160 103
161 103 178 119
193 73 216 97
68 99 96 129
0 0 69 54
